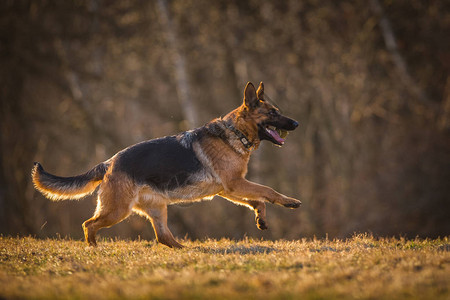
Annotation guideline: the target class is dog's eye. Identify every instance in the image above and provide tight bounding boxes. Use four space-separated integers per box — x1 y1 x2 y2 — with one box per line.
269 109 278 116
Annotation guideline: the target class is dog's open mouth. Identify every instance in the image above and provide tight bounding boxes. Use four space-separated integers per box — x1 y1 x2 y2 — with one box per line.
258 117 298 147
265 125 288 146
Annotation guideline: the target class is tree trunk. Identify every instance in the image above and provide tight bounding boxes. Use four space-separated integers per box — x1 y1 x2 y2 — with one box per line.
157 0 198 127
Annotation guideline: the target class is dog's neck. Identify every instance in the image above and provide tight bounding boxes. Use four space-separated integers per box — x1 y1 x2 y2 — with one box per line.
221 120 254 150
205 120 256 155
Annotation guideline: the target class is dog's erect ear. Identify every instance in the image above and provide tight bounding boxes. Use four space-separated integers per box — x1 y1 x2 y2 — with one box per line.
243 82 259 109
256 82 264 100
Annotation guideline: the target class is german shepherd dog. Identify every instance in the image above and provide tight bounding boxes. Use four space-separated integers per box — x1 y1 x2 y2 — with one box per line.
32 82 301 248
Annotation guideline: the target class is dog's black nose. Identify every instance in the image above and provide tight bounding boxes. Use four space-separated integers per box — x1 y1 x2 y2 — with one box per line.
291 120 299 128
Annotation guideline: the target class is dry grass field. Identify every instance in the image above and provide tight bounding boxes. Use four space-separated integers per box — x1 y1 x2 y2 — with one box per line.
0 234 448 299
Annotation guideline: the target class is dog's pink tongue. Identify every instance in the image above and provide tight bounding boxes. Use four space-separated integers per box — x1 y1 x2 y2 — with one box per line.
267 128 285 144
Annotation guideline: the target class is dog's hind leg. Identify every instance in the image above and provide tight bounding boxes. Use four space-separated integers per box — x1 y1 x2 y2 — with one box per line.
135 204 183 249
219 194 268 230
82 174 135 246
82 199 133 246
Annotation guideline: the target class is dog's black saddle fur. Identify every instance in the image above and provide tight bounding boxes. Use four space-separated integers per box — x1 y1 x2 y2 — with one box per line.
114 136 202 191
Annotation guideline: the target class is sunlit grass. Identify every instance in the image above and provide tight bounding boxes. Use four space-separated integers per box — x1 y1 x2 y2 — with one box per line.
0 235 448 299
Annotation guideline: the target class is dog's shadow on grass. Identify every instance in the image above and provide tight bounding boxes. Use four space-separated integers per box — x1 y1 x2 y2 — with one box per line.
193 245 278 255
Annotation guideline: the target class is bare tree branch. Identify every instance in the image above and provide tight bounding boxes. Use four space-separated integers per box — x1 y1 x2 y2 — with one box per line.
370 0 437 112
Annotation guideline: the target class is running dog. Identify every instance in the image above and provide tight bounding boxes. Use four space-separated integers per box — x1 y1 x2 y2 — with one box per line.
32 82 301 248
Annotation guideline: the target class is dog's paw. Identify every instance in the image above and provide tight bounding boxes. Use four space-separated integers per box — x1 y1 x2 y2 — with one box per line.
283 199 302 209
256 217 268 230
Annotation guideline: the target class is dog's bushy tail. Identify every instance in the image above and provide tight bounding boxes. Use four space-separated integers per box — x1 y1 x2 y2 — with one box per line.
31 162 109 201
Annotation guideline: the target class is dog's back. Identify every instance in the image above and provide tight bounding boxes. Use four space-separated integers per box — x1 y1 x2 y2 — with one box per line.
114 136 202 191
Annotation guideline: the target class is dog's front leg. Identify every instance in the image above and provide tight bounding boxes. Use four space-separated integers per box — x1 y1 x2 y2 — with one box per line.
248 200 268 230
219 194 268 230
222 178 301 208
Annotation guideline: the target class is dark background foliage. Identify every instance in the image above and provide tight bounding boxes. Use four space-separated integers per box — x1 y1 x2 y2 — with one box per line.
1 0 449 241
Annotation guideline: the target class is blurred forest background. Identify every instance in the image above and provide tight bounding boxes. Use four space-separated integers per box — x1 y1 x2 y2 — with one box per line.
1 0 449 241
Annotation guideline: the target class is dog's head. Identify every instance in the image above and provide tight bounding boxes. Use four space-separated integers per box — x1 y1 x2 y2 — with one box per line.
241 82 298 146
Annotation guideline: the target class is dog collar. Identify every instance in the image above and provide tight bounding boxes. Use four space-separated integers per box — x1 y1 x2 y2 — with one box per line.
222 121 254 150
